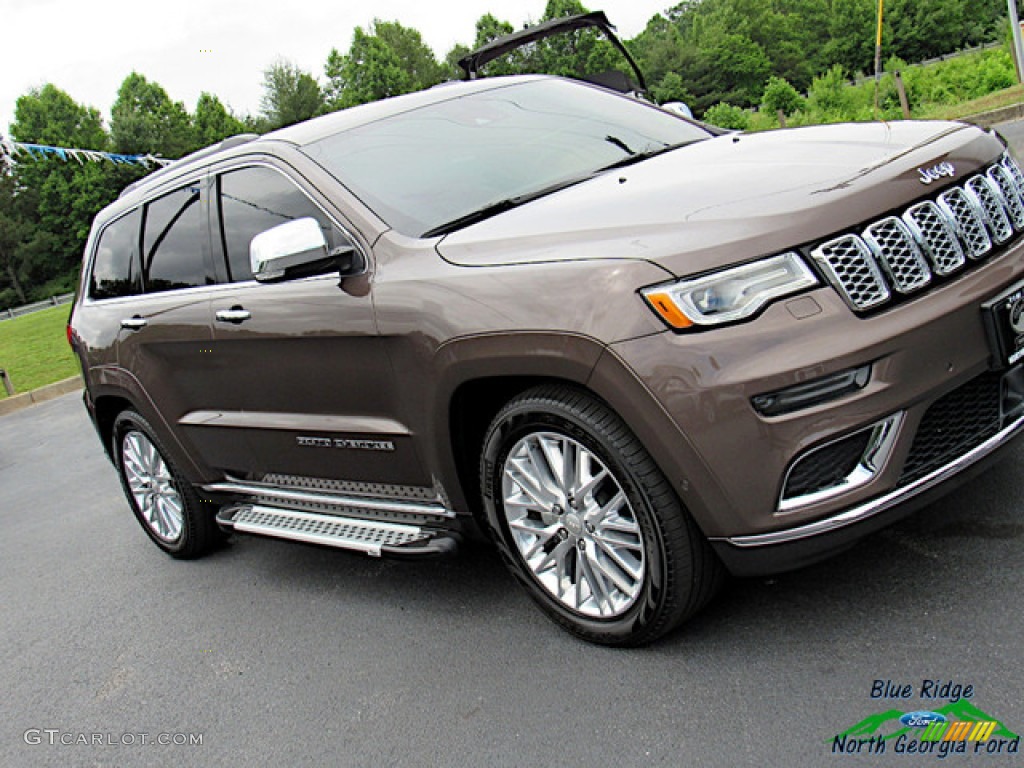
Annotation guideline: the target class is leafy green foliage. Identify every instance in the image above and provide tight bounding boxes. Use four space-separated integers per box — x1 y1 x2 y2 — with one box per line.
193 93 247 146
734 47 1020 131
260 61 323 129
5 85 142 309
636 0 1007 116
761 76 804 116
651 72 696 105
0 171 33 306
0 0 1018 312
324 21 445 109
111 73 196 157
703 102 751 129
457 2 636 87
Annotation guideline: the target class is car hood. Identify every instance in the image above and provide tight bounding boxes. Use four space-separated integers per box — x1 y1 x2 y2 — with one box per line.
436 120 1004 278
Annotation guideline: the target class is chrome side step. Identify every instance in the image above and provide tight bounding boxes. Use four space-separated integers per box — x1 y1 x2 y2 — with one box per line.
217 505 458 558
203 479 455 521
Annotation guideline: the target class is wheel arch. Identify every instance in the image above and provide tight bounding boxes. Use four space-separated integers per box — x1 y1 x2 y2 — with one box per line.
93 393 135 461
84 366 208 483
439 338 730 540
434 332 608 517
449 375 593 520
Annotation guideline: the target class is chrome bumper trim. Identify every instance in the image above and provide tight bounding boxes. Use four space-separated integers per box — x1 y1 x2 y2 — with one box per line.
721 411 1024 548
778 412 904 513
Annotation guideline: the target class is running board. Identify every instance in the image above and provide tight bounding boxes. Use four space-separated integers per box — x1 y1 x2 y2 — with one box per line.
203 479 455 520
216 504 458 558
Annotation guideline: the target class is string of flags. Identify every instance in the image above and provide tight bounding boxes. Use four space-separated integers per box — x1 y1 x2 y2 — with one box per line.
0 135 173 169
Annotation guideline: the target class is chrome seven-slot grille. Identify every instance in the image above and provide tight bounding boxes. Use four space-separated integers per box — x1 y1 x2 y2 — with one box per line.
811 154 1024 312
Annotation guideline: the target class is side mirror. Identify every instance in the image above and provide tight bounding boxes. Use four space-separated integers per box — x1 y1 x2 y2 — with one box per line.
250 217 364 282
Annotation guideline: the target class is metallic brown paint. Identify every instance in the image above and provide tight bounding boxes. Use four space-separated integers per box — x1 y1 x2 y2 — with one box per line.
69 75 1024 576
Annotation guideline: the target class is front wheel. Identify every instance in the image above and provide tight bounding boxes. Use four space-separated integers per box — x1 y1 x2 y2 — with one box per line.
112 410 223 559
480 385 722 646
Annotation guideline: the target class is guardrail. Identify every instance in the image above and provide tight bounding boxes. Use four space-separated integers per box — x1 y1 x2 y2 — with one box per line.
0 292 75 321
850 41 1003 86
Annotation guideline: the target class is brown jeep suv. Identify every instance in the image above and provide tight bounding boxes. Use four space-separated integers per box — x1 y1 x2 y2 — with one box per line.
69 75 1024 645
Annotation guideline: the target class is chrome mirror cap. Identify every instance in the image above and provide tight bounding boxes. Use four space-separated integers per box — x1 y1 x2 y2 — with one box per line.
250 217 330 282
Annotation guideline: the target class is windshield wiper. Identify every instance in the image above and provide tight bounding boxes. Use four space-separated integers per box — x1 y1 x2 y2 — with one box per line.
420 140 696 238
420 176 594 238
597 140 692 171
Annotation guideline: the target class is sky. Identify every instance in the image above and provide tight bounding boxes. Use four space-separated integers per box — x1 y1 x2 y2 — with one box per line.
0 0 674 140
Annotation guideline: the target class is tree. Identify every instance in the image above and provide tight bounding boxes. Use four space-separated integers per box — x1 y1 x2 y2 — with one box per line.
0 170 33 306
630 14 690 88
444 43 472 80
192 93 247 147
474 12 515 47
375 20 447 91
9 84 107 150
459 13 523 77
260 61 323 129
703 101 751 130
761 76 804 116
532 0 627 80
110 73 195 158
651 72 696 105
698 32 772 107
9 85 135 301
324 21 445 110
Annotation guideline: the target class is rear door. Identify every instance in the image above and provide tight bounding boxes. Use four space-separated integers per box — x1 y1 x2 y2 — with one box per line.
113 176 252 476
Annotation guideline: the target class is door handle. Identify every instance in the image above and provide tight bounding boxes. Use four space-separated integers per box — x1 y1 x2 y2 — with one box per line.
215 307 251 324
120 316 147 330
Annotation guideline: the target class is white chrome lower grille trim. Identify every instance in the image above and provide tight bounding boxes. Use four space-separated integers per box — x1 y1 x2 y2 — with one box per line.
722 411 1024 548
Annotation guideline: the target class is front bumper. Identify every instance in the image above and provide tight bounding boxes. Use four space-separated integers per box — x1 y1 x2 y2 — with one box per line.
710 406 1024 575
602 238 1024 574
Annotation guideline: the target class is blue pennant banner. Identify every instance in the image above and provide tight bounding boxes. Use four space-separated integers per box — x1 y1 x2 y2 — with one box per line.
0 136 173 169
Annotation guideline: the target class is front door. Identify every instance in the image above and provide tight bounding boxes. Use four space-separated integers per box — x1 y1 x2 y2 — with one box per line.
202 163 427 486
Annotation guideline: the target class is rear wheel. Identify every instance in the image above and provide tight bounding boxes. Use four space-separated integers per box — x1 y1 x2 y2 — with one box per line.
480 385 722 646
112 410 223 558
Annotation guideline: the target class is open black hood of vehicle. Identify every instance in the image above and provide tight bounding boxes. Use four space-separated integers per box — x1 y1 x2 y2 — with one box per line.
456 11 648 95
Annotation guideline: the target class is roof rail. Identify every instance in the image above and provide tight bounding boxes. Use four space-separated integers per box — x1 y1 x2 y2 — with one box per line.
118 133 261 198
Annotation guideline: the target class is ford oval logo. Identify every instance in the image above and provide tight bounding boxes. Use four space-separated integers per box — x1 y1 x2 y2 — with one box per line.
900 711 947 728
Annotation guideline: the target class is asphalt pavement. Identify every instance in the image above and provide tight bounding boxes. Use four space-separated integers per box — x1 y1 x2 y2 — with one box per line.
2 122 1024 767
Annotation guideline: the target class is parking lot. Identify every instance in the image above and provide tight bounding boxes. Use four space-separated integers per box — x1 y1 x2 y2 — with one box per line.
1 381 1022 767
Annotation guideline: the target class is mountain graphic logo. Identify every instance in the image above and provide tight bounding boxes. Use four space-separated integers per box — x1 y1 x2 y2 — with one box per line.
833 701 1020 743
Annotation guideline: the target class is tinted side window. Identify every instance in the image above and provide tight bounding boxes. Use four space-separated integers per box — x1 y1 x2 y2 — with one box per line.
89 209 141 300
142 183 211 293
217 167 336 282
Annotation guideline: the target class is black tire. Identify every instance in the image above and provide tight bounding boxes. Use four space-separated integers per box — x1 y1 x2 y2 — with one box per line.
480 385 722 646
112 410 224 559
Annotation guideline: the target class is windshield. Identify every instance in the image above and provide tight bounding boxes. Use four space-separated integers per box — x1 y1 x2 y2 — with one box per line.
301 79 711 237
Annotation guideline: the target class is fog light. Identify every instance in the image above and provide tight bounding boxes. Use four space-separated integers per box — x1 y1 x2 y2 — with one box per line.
752 365 871 417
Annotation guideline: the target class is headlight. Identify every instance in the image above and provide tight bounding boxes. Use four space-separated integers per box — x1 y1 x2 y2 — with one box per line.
641 252 818 329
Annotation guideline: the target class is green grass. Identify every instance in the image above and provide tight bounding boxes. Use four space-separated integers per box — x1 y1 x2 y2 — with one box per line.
915 84 1024 121
0 305 80 398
